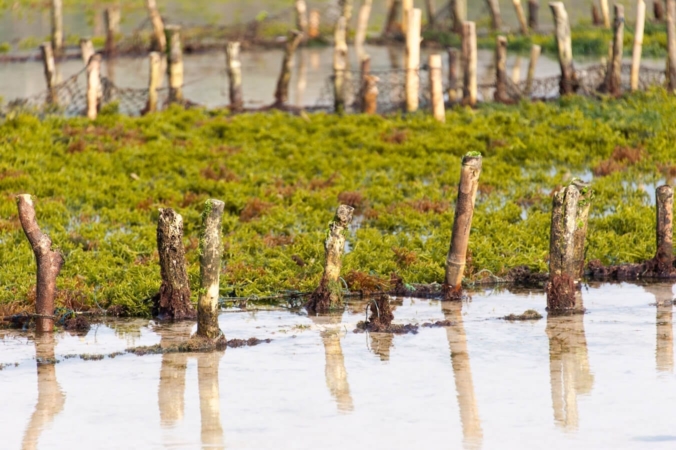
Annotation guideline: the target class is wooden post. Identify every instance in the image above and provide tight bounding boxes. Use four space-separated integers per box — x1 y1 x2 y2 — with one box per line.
362 75 379 114
145 52 162 113
225 41 243 111
462 22 477 106
402 0 413 35
147 0 167 53
656 185 674 274
600 0 611 28
166 25 184 104
196 199 225 340
340 0 354 24
16 195 64 333
275 31 303 107
486 0 502 31
309 9 321 39
451 0 467 34
86 53 101 120
41 43 57 105
156 208 196 320
525 44 541 96
448 48 459 102
51 0 63 56
295 0 309 36
383 0 402 37
333 19 348 113
592 4 602 25
603 5 624 96
425 0 436 28
550 2 578 95
429 54 445 122
405 8 422 113
495 36 508 102
632 0 646 92
80 38 94 66
528 0 539 31
656 0 666 21
513 0 529 35
355 0 372 61
444 153 482 300
104 6 121 56
306 205 355 313
668 0 676 91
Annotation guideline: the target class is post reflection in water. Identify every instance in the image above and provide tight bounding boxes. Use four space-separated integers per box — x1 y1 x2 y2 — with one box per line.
310 314 354 413
21 333 65 450
545 300 594 431
441 302 483 450
294 49 307 107
197 351 225 450
644 284 675 373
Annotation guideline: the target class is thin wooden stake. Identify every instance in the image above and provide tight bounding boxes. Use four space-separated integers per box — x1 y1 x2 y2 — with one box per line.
51 0 63 56
225 41 243 111
667 0 676 91
402 0 413 34
425 0 436 28
104 6 121 56
603 4 624 96
631 0 646 91
486 0 502 30
166 25 184 104
340 0 354 24
383 0 402 37
295 0 309 35
513 0 530 35
309 9 321 39
355 0 372 61
592 4 602 25
462 21 477 106
405 8 422 112
361 55 379 113
333 18 348 113
448 48 459 102
495 36 508 102
80 38 94 66
16 194 64 333
600 0 611 28
451 0 467 34
147 0 167 53
429 54 445 122
528 0 539 31
86 53 101 120
550 2 577 95
656 0 666 21
41 42 57 105
656 185 674 273
526 44 541 96
145 51 162 113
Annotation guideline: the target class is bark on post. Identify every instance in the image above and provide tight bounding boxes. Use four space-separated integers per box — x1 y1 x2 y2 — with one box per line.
360 55 379 114
513 0 530 35
631 0 646 92
667 0 676 91
295 0 309 36
529 0 539 31
448 48 459 102
656 0 666 21
86 53 101 120
225 41 243 111
592 4 602 25
444 153 482 300
333 19 348 113
306 205 355 313
104 6 121 56
405 8 422 113
603 4 624 96
495 36 508 103
147 0 167 53
656 185 674 274
600 0 611 28
275 30 303 107
425 0 436 28
309 9 321 39
525 44 541 96
166 25 184 104
451 0 467 34
51 0 63 56
429 54 445 122
41 43 57 105
383 0 402 37
355 0 372 61
486 0 502 30
550 2 578 95
462 22 477 106
156 208 196 320
80 38 94 66
145 51 162 113
402 0 413 35
16 195 65 333
196 199 225 340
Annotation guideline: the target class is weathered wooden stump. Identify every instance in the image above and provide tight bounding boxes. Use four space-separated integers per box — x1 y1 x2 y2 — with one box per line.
196 200 225 340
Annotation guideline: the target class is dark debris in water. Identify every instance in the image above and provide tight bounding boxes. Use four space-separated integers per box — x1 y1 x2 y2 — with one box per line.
421 320 455 328
354 318 457 334
502 310 544 321
128 335 271 356
64 316 91 332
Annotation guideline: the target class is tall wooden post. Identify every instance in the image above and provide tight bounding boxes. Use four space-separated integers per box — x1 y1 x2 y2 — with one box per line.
429 54 445 122
603 4 624 96
383 0 402 37
528 0 539 31
145 51 162 113
196 200 226 340
339 0 354 24
295 0 309 35
402 0 413 34
104 6 121 56
550 2 577 95
448 48 459 102
451 0 467 33
486 0 502 30
405 8 422 112
512 56 522 84
513 0 529 35
147 0 167 53
80 38 95 66
667 0 676 91
462 22 477 106
309 9 321 38
425 0 436 28
495 36 508 102
656 185 674 274
333 18 348 113
525 44 541 96
361 55 379 114
166 25 184 104
225 41 243 111
656 0 666 21
51 0 63 56
600 0 611 28
355 0 372 61
274 31 303 106
86 53 101 120
631 0 646 91
41 43 57 105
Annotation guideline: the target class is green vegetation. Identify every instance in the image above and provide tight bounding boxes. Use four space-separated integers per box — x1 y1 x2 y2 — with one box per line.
0 90 673 316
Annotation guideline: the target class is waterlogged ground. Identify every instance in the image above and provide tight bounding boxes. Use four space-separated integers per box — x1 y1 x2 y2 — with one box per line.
1 282 676 449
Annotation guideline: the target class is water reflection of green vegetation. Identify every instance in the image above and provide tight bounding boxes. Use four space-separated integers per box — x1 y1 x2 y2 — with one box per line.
1 91 674 316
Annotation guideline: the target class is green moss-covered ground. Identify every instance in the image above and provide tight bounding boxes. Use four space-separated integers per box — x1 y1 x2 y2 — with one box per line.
1 90 674 316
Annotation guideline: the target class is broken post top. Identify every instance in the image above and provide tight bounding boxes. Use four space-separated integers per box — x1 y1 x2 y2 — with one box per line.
462 151 482 167
657 185 674 200
333 204 355 228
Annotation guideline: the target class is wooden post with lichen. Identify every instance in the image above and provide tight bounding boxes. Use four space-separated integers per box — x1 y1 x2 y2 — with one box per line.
526 44 541 97
225 41 243 111
550 2 578 95
656 185 674 274
631 0 646 92
41 42 57 105
603 4 624 96
444 152 482 300
196 200 225 340
309 9 321 39
80 39 94 66
355 0 372 60
145 52 162 114
513 0 529 35
405 8 422 113
667 0 676 91
383 0 401 37
104 6 120 56
529 0 539 31
295 0 309 36
448 48 459 102
306 205 355 313
495 36 508 103
148 0 166 53
275 30 303 107
51 0 63 56
333 19 348 113
486 0 502 30
16 195 64 333
462 22 477 106
166 25 184 104
429 54 445 122
86 53 101 120
600 0 611 28
451 0 466 34
547 181 592 313
156 208 196 320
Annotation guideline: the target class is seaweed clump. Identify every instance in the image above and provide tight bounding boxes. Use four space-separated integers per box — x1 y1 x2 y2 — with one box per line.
502 310 543 321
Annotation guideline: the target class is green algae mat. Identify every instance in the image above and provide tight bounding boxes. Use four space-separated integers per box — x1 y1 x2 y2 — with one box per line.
0 91 673 315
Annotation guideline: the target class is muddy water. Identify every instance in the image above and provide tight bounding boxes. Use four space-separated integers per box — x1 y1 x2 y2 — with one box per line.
1 282 675 449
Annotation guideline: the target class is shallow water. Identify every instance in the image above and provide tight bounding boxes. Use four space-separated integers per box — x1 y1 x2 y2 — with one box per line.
1 282 675 449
